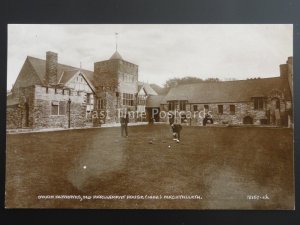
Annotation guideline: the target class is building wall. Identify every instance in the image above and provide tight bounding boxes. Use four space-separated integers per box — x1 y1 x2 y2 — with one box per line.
94 59 138 101
8 86 36 128
287 57 293 98
117 60 138 95
65 72 94 119
160 99 290 126
6 106 22 129
93 59 139 124
7 85 88 129
33 86 87 128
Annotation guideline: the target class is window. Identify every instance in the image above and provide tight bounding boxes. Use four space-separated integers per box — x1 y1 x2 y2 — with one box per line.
55 88 57 94
86 93 91 104
123 74 133 83
62 89 65 95
122 93 134 106
179 101 186 111
51 101 59 115
51 101 66 115
230 105 235 115
168 101 175 111
59 101 66 115
193 105 198 111
218 105 223 114
138 97 146 105
46 87 48 94
254 97 264 110
204 105 209 112
98 99 105 109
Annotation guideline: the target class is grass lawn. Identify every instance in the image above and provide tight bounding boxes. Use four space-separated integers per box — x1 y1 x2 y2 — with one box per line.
5 124 294 209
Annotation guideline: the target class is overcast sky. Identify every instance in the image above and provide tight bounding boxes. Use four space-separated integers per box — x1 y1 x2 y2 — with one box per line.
7 24 292 90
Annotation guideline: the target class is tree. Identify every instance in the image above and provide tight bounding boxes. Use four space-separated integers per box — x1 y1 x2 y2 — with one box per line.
203 77 220 83
163 76 221 88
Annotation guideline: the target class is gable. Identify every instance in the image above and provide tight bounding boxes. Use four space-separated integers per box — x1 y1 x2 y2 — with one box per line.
143 83 158 96
64 72 94 93
12 58 42 91
27 56 96 87
138 82 158 96
138 87 147 96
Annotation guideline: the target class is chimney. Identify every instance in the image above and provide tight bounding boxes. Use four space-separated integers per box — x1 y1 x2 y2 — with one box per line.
280 64 288 78
287 56 293 65
46 51 58 85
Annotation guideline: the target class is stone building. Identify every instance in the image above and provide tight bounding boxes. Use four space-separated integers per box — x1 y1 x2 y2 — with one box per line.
7 51 95 129
136 82 159 122
160 57 293 127
7 50 293 129
92 50 139 124
6 50 158 128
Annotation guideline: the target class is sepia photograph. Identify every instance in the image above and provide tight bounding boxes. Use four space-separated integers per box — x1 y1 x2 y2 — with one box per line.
5 24 294 209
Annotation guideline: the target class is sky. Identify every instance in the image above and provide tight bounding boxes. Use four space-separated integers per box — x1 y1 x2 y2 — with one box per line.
7 24 293 90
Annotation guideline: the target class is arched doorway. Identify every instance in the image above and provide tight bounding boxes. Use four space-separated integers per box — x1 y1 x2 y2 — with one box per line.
270 97 280 125
243 116 253 124
271 97 280 110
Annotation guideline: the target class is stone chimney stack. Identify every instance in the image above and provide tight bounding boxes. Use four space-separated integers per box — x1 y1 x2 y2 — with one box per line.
46 51 58 85
280 63 288 78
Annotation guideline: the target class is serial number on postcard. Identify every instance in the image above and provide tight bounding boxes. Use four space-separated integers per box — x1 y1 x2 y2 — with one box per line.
247 194 270 200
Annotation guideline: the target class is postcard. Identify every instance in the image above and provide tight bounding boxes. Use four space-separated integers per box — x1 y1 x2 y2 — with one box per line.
5 24 294 209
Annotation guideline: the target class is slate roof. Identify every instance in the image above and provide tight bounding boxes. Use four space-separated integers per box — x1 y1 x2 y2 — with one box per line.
150 83 169 95
138 82 158 96
27 56 95 87
58 70 79 84
146 95 165 108
162 77 292 104
109 51 123 60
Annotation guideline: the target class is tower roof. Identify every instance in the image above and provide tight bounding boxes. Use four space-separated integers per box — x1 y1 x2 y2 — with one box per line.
109 51 123 60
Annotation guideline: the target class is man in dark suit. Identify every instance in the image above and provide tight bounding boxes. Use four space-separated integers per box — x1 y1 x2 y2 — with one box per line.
121 111 129 137
171 123 182 143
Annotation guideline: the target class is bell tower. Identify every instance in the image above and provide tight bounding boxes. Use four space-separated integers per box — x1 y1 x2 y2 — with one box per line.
93 33 139 123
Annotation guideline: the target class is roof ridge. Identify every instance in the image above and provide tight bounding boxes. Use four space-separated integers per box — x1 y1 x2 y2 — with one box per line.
27 55 94 73
172 77 281 88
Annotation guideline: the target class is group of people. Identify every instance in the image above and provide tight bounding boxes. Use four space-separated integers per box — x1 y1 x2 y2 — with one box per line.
120 110 183 143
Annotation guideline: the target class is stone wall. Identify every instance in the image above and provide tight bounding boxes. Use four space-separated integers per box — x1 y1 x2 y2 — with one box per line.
33 85 87 128
6 86 35 129
93 58 139 125
6 85 88 129
6 106 22 129
159 102 269 126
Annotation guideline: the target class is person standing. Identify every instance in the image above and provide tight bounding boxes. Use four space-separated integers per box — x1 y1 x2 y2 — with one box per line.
121 111 129 137
171 123 182 143
169 112 175 125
